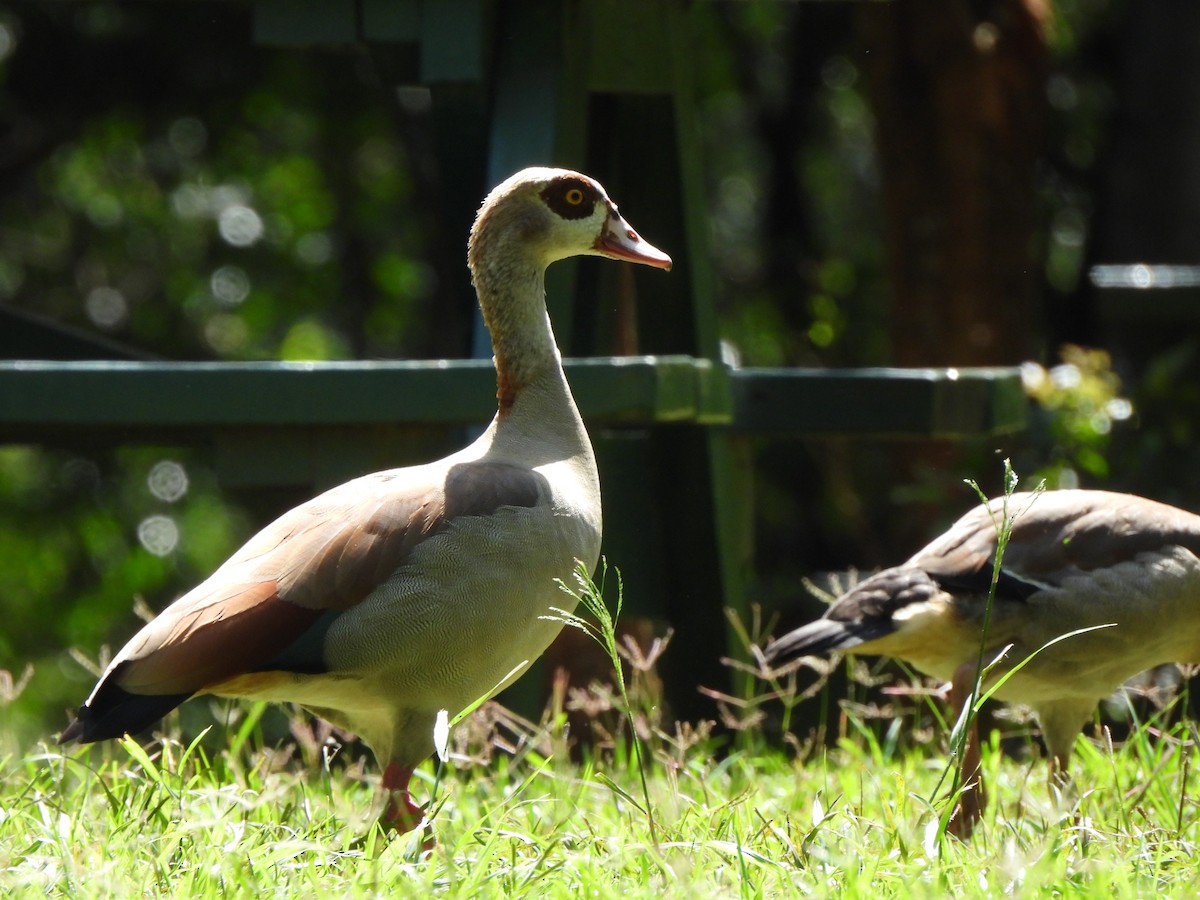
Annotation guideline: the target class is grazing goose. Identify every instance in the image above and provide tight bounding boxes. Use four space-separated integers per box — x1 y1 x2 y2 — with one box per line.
59 167 672 836
763 489 1200 835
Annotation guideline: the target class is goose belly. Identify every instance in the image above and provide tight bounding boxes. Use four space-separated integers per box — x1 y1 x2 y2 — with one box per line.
321 503 600 716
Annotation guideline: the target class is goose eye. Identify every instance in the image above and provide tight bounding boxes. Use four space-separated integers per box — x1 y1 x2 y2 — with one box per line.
541 182 595 219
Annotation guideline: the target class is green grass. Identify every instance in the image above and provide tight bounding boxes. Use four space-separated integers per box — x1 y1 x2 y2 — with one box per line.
5 539 1199 897
4 700 1200 897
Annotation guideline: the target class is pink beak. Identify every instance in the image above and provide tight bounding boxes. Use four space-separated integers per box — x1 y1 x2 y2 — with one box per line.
593 210 672 270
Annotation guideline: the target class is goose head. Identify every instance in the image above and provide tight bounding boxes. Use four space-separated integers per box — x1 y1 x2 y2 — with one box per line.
468 167 672 277
467 168 672 409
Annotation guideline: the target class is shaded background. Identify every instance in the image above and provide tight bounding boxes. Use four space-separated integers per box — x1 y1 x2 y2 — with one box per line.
3 0 1199 752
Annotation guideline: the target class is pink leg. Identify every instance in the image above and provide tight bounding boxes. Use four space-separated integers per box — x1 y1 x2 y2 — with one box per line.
946 661 985 840
380 762 425 834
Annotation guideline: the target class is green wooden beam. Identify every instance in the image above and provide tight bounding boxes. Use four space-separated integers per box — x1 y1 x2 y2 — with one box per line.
0 360 1029 438
729 367 1028 438
0 356 727 435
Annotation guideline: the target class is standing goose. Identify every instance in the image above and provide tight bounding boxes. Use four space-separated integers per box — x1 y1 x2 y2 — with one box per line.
59 167 672 835
763 489 1200 835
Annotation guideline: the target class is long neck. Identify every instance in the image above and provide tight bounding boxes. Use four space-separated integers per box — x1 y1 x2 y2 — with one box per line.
470 241 563 415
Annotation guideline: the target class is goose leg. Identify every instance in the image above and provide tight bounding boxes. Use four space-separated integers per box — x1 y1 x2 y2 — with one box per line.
1032 698 1092 815
947 660 985 840
381 761 427 836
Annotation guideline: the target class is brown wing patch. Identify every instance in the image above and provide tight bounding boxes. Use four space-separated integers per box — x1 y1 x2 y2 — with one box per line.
274 491 447 610
270 463 542 608
916 490 1200 585
115 587 325 695
1037 493 1200 572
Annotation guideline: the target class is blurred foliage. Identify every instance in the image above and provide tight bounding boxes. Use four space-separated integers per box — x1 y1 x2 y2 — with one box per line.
1108 337 1200 512
1020 344 1133 488
702 1 885 369
0 444 252 743
4 47 429 360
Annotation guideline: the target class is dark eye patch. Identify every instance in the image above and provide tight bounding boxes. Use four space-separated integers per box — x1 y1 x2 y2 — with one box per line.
540 177 599 220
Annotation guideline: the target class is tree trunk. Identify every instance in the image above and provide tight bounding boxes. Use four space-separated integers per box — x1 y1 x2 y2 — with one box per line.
858 0 1050 366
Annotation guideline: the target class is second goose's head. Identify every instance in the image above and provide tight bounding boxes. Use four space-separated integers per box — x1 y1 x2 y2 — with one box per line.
468 167 672 279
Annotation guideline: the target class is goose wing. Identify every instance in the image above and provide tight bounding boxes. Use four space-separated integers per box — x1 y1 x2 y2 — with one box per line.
60 460 544 742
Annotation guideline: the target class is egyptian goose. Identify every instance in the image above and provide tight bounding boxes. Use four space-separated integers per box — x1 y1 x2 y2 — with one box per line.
763 489 1200 836
59 167 672 836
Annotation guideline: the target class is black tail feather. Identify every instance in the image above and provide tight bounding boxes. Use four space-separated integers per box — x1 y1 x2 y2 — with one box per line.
58 679 192 744
763 618 874 665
